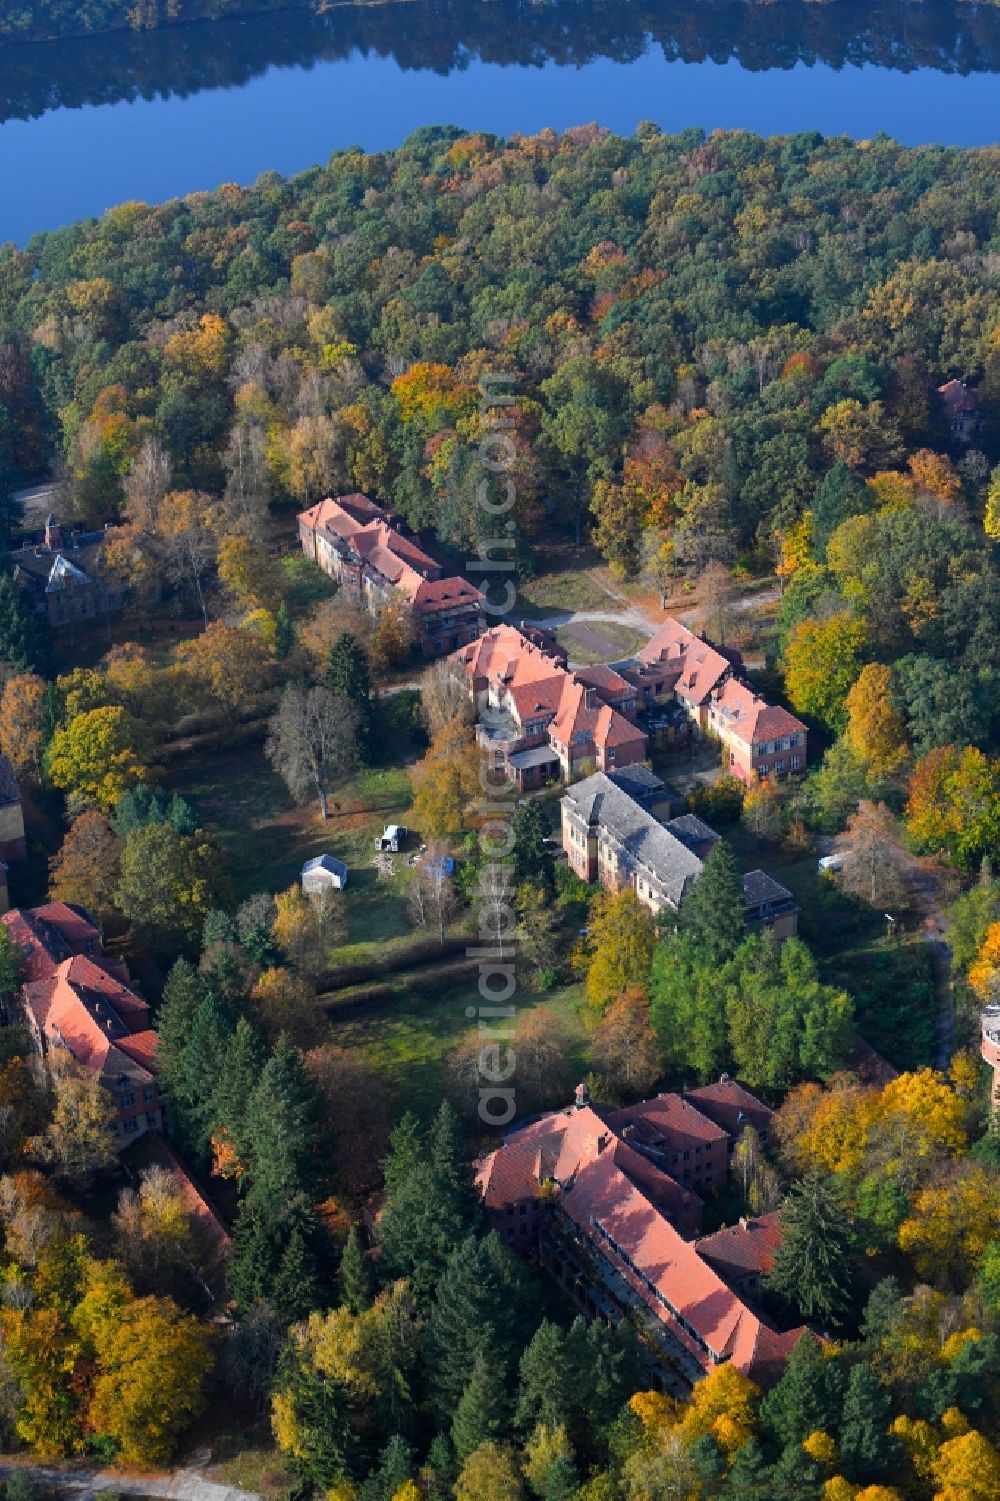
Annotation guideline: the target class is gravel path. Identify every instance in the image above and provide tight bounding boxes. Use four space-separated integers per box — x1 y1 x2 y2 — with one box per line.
0 1461 260 1501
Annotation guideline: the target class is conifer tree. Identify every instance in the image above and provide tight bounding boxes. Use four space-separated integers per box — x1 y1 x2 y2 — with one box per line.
364 1435 415 1501
678 842 744 964
451 1352 509 1464
273 1345 357 1490
429 1099 478 1223
764 1173 854 1329
838 1364 899 1484
720 1440 773 1501
167 991 232 1158
325 631 372 759
0 570 47 674
339 1226 373 1314
271 1227 323 1323
425 1233 534 1420
760 1332 844 1451
214 1016 267 1168
275 601 295 660
515 1321 571 1434
240 1034 322 1207
510 800 556 898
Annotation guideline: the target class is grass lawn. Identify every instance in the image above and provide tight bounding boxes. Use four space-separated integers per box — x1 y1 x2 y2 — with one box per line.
556 620 648 664
164 743 414 943
325 977 589 1121
723 823 936 1070
516 541 622 617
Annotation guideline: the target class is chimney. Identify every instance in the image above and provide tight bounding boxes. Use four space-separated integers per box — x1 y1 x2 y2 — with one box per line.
44 515 62 551
574 1081 591 1110
585 688 597 710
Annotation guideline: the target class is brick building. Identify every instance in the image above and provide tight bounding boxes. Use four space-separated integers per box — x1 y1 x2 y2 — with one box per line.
476 1082 805 1390
621 617 807 783
561 769 799 938
449 623 647 787
298 494 483 656
9 516 127 631
2 903 161 1146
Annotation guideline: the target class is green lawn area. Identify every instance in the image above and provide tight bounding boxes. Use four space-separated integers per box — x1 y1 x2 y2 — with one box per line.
722 824 936 1070
164 744 414 944
326 977 589 1121
556 620 648 664
516 543 621 617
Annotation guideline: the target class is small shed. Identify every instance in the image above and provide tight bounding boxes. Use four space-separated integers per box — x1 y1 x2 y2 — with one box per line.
301 854 348 893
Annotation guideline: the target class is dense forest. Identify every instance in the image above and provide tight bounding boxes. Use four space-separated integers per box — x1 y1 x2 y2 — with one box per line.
7 0 1000 46
1 124 1000 1496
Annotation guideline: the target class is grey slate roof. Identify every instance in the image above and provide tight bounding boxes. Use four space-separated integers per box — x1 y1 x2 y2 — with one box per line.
607 764 665 796
302 854 348 879
665 813 718 850
741 869 795 910
563 771 703 906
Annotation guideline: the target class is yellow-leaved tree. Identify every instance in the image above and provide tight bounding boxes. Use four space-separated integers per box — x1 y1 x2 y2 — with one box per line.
46 706 149 811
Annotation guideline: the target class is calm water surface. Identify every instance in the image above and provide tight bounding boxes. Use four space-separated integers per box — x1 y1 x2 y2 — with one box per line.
3 0 1000 244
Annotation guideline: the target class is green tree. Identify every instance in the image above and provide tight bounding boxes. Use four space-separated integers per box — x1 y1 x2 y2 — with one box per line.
452 1351 510 1464
0 571 47 674
760 1333 844 1451
325 632 372 760
838 1363 899 1485
678 843 745 964
510 801 555 899
515 1322 572 1435
338 1226 372 1315
650 933 728 1081
765 1173 855 1329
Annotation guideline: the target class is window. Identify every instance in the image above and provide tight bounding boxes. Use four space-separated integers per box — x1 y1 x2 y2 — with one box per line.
123 1117 138 1133
774 759 784 774
791 754 801 770
143 1086 155 1102
146 1112 157 1126
121 1092 134 1108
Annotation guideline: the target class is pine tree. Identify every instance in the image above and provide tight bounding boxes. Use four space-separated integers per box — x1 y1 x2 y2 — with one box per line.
177 994 234 1156
425 1233 532 1420
428 1099 478 1224
811 460 869 560
451 1352 509 1463
215 1016 267 1167
543 1458 580 1501
363 1435 415 1501
271 1227 323 1323
240 1034 322 1209
510 800 555 898
838 1364 899 1484
325 631 372 759
378 1113 470 1301
764 1174 855 1330
678 842 745 964
720 1440 773 1501
423 1434 455 1499
275 601 295 660
760 1332 844 1451
0 570 47 674
274 1344 357 1489
339 1226 373 1314
516 1321 571 1434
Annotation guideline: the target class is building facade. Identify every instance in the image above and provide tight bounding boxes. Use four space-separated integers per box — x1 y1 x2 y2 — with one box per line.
450 624 647 788
621 617 808 784
3 902 161 1146
297 493 484 657
561 769 799 938
476 1084 805 1391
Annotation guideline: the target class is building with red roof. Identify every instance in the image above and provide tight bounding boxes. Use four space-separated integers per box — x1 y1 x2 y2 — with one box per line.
449 624 647 787
298 494 483 656
617 616 808 784
476 1085 802 1391
5 903 161 1148
938 379 980 442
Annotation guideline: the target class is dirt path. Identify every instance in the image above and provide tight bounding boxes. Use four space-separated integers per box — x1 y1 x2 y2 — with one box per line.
0 1460 260 1501
521 583 782 644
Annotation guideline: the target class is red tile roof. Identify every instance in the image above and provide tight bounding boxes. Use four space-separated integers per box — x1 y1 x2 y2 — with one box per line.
2 903 103 984
23 955 157 1087
411 577 483 614
610 1093 729 1152
638 619 731 705
695 1213 783 1285
684 1080 773 1138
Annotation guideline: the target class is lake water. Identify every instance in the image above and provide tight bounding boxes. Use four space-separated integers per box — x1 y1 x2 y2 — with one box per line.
3 0 1000 245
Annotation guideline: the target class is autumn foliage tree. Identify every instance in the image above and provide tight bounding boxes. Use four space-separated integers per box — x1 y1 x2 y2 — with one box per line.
0 672 47 783
48 811 121 937
784 612 867 733
46 706 149 811
844 663 909 778
585 888 655 1018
